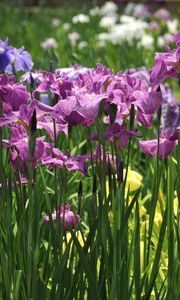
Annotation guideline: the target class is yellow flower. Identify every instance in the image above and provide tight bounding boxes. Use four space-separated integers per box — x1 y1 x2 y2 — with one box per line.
154 212 163 227
106 167 143 197
174 191 179 216
62 231 86 252
158 188 165 205
140 205 147 218
125 167 143 192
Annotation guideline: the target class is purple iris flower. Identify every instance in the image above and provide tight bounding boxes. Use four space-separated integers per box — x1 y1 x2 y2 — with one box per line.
2 123 87 176
105 123 140 150
161 84 180 128
133 4 151 19
139 129 178 158
0 100 55 135
0 98 65 140
37 119 68 141
53 90 107 127
103 70 150 125
174 32 180 47
0 38 33 73
0 74 30 111
89 123 140 151
5 46 33 73
150 31 180 87
125 66 180 128
20 71 44 84
44 203 80 231
2 133 48 177
131 89 162 128
10 136 46 170
42 147 88 176
126 67 150 87
33 71 73 101
0 38 11 72
76 63 112 94
56 65 89 80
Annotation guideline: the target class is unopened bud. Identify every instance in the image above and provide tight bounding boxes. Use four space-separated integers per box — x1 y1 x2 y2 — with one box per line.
30 73 35 88
30 110 37 134
92 174 97 193
109 103 117 125
78 180 82 198
50 60 54 73
117 160 123 184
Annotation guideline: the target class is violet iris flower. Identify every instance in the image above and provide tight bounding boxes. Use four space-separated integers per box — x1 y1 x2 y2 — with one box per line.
150 31 180 87
10 136 46 171
104 71 162 128
175 32 180 47
0 38 33 73
42 147 88 176
33 71 73 101
76 63 112 94
37 120 68 141
56 65 89 80
126 67 150 86
131 89 162 128
0 38 11 72
20 71 44 84
2 132 49 177
161 84 180 128
4 128 87 176
44 203 80 231
105 123 141 150
0 74 30 111
0 100 55 133
5 46 33 73
139 129 178 158
126 66 180 128
0 99 69 148
89 123 140 151
53 91 107 126
149 21 160 31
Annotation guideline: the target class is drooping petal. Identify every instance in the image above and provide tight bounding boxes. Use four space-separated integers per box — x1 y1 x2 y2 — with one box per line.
139 138 177 158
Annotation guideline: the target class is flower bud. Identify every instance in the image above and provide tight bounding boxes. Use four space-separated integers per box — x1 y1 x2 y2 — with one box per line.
30 109 37 134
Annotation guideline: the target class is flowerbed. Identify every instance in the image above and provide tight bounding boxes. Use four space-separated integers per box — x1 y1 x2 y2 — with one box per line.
0 2 180 300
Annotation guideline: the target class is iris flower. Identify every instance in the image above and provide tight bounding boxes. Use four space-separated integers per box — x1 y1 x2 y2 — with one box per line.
0 38 33 73
139 129 178 158
0 38 11 72
44 203 80 231
150 31 180 87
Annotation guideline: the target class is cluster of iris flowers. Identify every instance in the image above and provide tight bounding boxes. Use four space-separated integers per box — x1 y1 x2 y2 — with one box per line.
0 32 180 230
